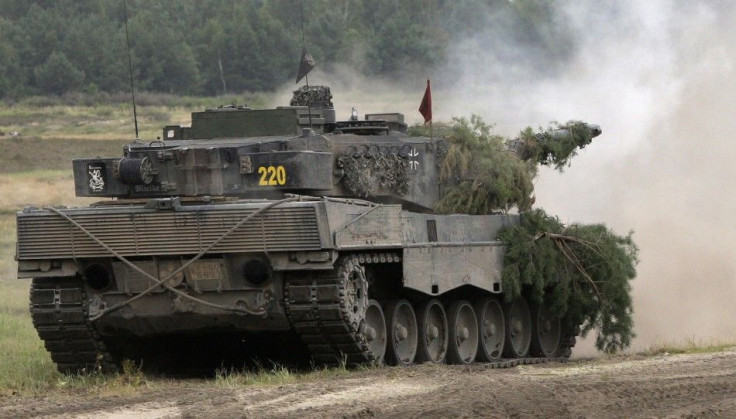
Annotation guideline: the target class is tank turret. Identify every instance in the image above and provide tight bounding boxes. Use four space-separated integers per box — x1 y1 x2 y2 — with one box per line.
72 86 446 211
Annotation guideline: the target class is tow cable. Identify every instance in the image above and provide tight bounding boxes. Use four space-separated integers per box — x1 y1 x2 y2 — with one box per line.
44 196 300 321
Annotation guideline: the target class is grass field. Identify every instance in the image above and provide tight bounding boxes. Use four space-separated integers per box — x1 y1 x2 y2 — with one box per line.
0 139 126 173
641 338 736 356
0 208 62 394
0 104 178 140
0 169 95 394
0 92 268 141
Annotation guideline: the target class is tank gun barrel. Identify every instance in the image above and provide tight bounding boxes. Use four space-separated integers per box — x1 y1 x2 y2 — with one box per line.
548 123 602 140
506 121 602 166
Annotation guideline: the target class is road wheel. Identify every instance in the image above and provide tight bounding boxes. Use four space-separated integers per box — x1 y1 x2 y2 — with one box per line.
447 300 478 365
384 299 418 366
503 297 531 358
474 297 505 362
362 300 387 364
415 299 448 364
530 300 562 358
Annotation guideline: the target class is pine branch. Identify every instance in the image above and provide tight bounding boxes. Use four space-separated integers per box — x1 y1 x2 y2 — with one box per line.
498 208 638 354
556 238 603 302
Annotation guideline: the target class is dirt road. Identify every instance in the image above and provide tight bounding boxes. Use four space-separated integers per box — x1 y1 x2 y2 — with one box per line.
2 349 735 418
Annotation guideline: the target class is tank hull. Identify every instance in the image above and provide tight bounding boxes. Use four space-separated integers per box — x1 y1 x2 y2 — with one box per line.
18 197 575 370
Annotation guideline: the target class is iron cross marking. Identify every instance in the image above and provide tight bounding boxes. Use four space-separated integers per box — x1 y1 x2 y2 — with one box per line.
409 148 420 170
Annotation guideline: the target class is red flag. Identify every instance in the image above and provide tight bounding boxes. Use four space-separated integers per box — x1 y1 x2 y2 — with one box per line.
419 78 432 124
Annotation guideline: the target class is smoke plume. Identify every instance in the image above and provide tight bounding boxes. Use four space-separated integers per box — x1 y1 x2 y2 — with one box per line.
284 1 736 353
443 1 736 352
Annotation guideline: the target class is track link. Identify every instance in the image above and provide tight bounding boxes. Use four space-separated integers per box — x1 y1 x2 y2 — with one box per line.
285 262 373 366
30 277 117 374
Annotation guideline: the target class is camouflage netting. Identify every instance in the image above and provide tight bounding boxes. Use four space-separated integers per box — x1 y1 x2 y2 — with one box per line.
508 121 602 169
290 85 334 107
337 152 409 197
498 209 638 353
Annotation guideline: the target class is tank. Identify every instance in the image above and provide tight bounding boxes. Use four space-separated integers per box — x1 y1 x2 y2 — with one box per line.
16 86 600 372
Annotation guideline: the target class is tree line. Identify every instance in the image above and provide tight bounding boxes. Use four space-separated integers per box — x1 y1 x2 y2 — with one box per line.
0 0 573 99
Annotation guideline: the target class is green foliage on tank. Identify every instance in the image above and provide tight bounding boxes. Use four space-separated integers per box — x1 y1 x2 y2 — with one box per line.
511 121 603 170
412 115 636 353
410 115 602 214
498 210 638 353
434 116 537 214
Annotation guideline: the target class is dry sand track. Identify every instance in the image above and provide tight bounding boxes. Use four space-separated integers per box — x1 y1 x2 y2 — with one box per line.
2 349 735 418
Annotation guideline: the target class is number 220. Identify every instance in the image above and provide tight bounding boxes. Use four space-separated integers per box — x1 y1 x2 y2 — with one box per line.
258 165 287 186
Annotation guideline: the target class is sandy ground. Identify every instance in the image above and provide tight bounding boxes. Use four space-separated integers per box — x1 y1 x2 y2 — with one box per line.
1 349 735 419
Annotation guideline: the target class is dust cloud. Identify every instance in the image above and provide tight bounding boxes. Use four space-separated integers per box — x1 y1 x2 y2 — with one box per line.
445 1 736 352
282 1 736 353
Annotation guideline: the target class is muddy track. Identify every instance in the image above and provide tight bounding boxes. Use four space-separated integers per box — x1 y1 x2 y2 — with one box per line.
2 349 735 418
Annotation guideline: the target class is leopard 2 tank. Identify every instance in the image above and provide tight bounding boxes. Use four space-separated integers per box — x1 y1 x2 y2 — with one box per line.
16 86 599 372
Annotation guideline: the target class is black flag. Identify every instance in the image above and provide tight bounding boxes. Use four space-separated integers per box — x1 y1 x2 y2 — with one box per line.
295 47 316 84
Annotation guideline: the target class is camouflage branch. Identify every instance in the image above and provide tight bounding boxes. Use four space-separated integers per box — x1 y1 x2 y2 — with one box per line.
337 153 409 197
290 85 334 107
506 121 602 169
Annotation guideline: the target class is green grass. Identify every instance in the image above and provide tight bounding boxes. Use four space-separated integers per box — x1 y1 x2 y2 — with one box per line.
0 105 184 140
0 137 127 173
215 363 300 388
55 360 150 395
0 279 60 394
641 337 736 356
0 171 98 210
0 213 58 394
0 92 271 174
0 275 152 396
11 91 269 110
0 215 15 278
213 360 368 388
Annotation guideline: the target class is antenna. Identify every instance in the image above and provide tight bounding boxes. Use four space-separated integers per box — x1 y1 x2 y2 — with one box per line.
123 0 139 139
300 1 309 88
218 53 227 95
299 0 312 128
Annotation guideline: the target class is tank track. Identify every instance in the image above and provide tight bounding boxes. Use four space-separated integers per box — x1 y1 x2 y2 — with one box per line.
30 277 117 374
284 264 373 366
285 252 576 368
